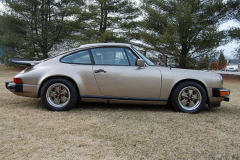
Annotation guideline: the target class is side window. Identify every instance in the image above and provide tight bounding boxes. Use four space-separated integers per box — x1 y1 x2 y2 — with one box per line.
91 48 129 65
61 50 91 64
125 48 138 66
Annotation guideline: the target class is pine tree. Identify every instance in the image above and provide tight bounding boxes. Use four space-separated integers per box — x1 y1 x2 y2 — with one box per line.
218 51 226 70
218 52 226 62
227 0 240 59
198 55 210 70
77 0 140 43
234 48 240 59
140 0 228 68
0 0 85 60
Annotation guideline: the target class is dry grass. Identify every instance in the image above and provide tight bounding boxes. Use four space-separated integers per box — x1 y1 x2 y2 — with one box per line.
0 65 239 159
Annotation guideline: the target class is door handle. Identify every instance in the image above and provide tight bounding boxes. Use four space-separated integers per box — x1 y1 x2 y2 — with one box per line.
94 69 107 73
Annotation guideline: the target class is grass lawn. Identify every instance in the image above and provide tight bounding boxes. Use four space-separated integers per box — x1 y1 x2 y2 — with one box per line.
0 65 239 159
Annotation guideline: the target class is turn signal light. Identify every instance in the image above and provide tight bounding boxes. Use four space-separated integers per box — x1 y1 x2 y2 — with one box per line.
220 91 230 96
14 78 23 84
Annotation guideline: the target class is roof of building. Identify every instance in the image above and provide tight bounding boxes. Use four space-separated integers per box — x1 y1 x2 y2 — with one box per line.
228 59 240 65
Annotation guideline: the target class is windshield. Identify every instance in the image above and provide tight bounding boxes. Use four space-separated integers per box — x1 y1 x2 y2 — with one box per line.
131 47 155 66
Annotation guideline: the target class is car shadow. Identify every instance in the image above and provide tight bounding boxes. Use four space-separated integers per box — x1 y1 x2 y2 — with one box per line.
22 98 172 112
26 99 238 115
74 102 173 112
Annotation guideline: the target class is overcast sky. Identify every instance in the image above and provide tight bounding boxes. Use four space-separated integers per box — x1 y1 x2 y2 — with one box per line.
218 20 240 59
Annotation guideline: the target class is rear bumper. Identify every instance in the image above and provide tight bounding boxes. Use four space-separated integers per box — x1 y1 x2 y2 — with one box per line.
5 81 23 92
5 81 39 98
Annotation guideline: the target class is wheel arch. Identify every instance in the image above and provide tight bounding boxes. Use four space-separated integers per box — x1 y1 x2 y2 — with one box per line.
38 76 80 99
167 79 209 105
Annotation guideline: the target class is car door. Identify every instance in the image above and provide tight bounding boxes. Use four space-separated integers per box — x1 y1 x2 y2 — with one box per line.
91 47 162 99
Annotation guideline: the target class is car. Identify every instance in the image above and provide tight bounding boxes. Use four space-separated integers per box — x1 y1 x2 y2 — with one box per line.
226 65 239 72
5 43 230 113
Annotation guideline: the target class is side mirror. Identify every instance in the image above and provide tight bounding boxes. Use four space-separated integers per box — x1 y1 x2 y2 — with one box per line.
136 59 145 67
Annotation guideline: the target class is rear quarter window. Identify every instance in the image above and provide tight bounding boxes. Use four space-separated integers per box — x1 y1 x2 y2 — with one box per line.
61 50 92 64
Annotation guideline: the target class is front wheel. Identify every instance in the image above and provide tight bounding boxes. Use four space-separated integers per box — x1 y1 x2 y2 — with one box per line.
40 78 78 111
171 81 207 113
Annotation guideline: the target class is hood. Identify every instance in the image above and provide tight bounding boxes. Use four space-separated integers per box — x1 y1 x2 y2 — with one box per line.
154 66 223 88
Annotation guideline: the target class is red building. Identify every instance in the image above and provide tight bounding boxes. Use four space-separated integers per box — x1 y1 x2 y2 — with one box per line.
210 61 227 70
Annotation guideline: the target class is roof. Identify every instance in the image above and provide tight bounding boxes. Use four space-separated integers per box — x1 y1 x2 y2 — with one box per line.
79 43 132 49
228 59 240 65
48 43 133 59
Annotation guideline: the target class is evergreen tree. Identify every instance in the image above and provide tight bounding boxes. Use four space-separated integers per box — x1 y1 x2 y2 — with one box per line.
218 52 226 62
228 0 240 40
218 51 226 70
140 0 228 68
78 0 140 43
233 48 240 59
0 0 85 61
227 0 240 58
198 55 210 70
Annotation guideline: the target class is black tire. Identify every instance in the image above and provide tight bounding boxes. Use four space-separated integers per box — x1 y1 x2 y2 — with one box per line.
40 78 78 111
171 81 207 113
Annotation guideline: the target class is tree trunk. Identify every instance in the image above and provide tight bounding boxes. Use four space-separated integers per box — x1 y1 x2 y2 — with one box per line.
100 1 107 33
42 47 49 59
103 1 107 32
179 43 188 68
100 3 103 32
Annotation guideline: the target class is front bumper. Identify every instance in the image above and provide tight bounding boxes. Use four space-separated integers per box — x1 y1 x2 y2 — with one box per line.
212 88 230 101
208 88 230 108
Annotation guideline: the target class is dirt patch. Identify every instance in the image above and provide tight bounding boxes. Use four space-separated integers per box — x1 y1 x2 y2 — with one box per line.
0 64 24 71
222 74 240 84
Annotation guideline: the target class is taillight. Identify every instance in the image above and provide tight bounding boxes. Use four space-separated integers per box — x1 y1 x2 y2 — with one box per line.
14 78 23 84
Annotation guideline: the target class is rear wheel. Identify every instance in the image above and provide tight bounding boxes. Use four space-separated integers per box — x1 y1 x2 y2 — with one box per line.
171 81 207 113
40 78 78 111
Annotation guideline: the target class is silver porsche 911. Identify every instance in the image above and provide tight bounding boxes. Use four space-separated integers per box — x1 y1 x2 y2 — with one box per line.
6 43 230 113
